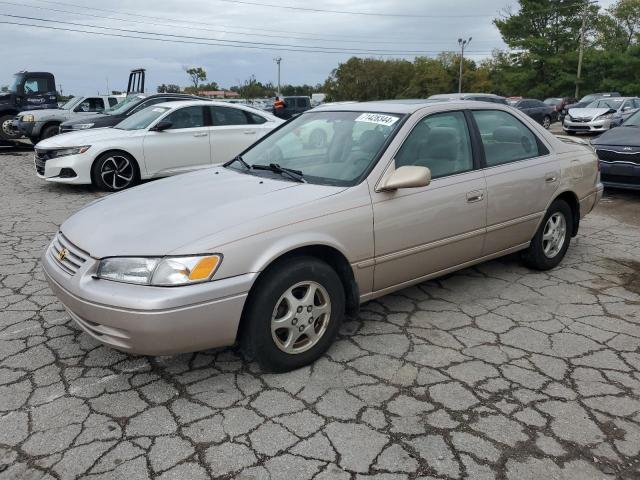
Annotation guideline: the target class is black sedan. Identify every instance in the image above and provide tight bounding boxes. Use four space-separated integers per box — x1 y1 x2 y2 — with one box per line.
592 110 640 190
59 93 201 133
508 98 556 129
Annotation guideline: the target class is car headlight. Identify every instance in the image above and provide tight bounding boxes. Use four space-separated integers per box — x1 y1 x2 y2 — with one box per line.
46 146 91 158
21 114 35 122
597 113 613 120
72 123 94 130
96 255 222 286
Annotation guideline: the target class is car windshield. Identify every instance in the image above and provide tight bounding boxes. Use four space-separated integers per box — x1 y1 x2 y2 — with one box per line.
9 74 23 92
114 106 170 130
236 111 403 186
623 110 640 126
587 99 623 109
544 98 562 105
105 95 145 115
60 96 82 110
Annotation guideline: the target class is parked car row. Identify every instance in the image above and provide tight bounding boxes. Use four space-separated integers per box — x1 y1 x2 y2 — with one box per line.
40 99 603 371
563 96 640 135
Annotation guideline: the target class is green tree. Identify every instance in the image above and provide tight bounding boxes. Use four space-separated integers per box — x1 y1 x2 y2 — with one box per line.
157 84 181 93
185 67 207 89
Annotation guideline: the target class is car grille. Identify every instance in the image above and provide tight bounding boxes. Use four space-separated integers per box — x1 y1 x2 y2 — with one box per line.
568 125 590 130
34 149 53 175
49 233 89 275
568 117 592 123
596 148 640 165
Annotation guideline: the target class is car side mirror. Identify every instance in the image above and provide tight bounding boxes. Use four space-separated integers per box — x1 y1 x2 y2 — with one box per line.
379 165 431 191
152 120 172 131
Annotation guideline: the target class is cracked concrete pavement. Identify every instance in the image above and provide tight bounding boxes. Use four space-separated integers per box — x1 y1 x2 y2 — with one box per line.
1 150 640 479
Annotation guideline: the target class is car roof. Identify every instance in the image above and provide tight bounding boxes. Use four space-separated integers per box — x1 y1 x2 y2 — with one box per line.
152 99 279 117
311 99 497 114
429 93 505 99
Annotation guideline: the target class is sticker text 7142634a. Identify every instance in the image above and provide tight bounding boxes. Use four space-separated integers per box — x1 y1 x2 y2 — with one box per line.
355 113 399 127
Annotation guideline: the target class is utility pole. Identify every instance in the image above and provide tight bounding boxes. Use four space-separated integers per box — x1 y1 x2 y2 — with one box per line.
575 1 596 99
58 84 62 96
274 57 282 97
106 77 110 95
458 37 472 94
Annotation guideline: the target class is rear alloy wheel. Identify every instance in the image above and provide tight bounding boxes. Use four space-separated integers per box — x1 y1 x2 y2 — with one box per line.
0 114 21 140
521 199 572 270
241 256 345 372
542 115 551 129
91 152 138 191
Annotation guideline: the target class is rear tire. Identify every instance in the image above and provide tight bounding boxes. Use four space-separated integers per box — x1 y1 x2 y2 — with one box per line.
91 151 139 192
521 199 572 271
542 115 551 129
240 256 345 372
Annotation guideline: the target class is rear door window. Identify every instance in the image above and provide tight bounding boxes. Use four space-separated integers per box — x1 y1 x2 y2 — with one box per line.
472 110 546 167
210 106 251 126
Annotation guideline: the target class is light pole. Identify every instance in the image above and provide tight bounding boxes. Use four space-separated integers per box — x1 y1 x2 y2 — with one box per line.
274 57 282 97
458 37 472 94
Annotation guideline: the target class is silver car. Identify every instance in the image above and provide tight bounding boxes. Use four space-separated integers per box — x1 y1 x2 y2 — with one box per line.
564 97 640 134
42 100 603 372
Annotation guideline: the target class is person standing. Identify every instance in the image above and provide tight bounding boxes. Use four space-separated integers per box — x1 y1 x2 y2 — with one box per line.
273 96 286 117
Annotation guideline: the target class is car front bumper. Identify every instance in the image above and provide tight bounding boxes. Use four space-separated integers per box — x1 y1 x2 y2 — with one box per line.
600 161 640 190
34 151 93 184
14 119 40 137
563 118 611 132
42 235 255 355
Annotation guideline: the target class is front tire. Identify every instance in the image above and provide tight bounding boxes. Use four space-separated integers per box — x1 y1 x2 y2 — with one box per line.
91 152 138 191
521 199 572 270
542 115 551 129
241 256 345 372
0 114 21 140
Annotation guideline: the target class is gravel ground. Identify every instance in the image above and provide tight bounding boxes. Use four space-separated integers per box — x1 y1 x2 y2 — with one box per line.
1 149 639 480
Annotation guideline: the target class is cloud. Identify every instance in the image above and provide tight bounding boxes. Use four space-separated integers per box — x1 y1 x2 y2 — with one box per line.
0 0 536 95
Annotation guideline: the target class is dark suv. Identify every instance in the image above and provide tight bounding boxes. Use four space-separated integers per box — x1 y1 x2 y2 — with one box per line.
59 93 202 133
276 96 312 119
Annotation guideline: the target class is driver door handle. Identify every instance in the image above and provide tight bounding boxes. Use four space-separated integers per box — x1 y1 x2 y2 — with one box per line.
466 191 484 203
193 132 207 137
243 130 256 135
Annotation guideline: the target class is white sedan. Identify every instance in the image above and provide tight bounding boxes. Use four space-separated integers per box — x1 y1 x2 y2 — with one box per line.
34 100 283 190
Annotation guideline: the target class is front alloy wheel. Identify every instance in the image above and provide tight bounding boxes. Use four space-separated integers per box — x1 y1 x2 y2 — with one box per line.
92 153 137 191
271 281 331 354
542 116 551 129
241 256 345 372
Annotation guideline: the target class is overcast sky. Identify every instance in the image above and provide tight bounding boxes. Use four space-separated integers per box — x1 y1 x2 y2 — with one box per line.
0 0 617 95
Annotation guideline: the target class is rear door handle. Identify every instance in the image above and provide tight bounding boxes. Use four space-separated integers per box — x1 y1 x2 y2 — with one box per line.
193 132 207 137
243 130 256 135
466 191 484 203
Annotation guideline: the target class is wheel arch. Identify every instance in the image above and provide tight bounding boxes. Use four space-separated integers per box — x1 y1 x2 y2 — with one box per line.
237 243 360 343
550 190 580 237
39 121 62 138
91 149 142 180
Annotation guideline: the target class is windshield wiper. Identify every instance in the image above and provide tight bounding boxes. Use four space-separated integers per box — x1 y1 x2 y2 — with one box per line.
223 155 252 170
252 163 306 183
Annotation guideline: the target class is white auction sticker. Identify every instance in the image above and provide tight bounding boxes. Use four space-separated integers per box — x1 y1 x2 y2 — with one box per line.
355 113 399 126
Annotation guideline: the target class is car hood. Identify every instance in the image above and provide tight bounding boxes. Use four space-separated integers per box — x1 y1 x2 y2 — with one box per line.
591 125 640 146
60 168 344 258
567 107 612 119
61 113 118 127
19 108 63 117
36 127 138 148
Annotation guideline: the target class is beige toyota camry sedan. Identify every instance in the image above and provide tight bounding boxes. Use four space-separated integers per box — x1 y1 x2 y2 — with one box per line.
42 100 603 372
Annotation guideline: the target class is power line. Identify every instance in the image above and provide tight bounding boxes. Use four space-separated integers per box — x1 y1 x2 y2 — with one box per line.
0 13 494 54
216 0 492 18
0 19 496 56
1 0 497 46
